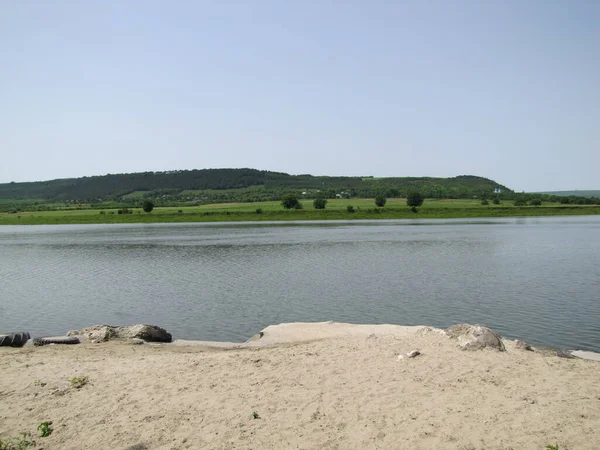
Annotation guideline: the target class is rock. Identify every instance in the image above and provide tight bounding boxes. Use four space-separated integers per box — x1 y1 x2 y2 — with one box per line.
67 325 172 343
515 340 533 351
445 324 506 352
397 350 421 361
67 326 115 343
556 350 575 359
406 350 421 358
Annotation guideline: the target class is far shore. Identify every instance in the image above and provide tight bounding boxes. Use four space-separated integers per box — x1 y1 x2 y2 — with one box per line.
1 322 599 449
2 203 600 225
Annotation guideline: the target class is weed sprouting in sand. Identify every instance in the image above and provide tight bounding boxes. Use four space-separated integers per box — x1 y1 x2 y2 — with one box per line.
0 432 36 450
37 421 53 437
545 445 559 450
71 376 89 389
251 411 260 419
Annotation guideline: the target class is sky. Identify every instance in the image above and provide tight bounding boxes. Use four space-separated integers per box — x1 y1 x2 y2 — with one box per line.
1 1 598 191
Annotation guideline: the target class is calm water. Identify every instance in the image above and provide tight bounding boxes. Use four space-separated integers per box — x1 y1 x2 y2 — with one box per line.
1 217 599 352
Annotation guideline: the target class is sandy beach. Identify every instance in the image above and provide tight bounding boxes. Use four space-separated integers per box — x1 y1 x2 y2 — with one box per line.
1 322 599 450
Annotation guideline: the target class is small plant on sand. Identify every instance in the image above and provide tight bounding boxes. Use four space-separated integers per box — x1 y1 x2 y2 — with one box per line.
71 376 89 389
37 421 53 437
545 445 559 450
0 432 36 450
251 411 260 419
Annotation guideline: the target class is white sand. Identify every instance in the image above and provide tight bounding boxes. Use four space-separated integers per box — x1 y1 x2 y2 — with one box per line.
1 322 599 449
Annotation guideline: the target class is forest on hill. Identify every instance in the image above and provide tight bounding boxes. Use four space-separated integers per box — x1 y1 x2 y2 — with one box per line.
1 168 511 206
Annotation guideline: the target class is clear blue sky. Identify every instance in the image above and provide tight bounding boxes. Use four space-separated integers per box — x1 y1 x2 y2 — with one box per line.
1 0 598 191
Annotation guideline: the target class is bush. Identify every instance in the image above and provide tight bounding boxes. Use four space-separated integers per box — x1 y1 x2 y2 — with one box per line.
313 197 327 209
255 208 263 214
347 205 355 213
142 200 154 213
374 195 387 207
493 197 501 205
481 199 489 205
407 192 424 210
514 199 527 206
281 194 301 210
117 208 132 215
530 198 542 206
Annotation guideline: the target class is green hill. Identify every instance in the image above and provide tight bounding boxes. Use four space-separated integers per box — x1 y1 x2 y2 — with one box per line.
0 168 511 204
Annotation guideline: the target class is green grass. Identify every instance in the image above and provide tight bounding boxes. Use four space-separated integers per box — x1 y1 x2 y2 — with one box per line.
1 199 598 225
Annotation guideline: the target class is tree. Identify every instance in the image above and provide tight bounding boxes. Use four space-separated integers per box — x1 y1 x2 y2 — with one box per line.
407 191 424 212
142 199 154 213
313 197 327 209
530 198 542 206
281 194 301 210
374 194 387 207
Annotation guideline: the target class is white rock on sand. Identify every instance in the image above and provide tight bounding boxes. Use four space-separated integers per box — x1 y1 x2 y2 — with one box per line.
0 322 599 450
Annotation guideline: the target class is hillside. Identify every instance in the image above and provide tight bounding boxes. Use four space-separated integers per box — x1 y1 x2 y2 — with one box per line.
0 169 510 204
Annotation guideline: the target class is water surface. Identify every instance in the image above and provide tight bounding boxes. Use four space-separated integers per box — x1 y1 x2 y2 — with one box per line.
1 217 599 351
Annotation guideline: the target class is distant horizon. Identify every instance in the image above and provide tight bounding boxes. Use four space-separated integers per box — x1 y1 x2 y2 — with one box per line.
1 166 597 193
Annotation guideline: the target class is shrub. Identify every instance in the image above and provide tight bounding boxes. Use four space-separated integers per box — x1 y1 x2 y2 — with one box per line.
313 197 327 209
255 208 263 214
493 197 501 205
347 205 355 213
530 198 542 206
281 194 301 210
142 200 154 213
407 192 424 211
374 195 386 207
481 199 489 205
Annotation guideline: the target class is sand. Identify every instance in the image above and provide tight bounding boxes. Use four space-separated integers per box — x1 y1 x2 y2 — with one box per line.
1 322 599 450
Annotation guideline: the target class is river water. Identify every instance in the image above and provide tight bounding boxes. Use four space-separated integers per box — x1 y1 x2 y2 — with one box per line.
1 217 599 351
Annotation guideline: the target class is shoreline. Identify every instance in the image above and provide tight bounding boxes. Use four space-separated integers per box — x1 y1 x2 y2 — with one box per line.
2 205 600 225
2 321 599 449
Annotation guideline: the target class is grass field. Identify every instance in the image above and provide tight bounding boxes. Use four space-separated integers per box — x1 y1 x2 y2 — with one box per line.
1 198 599 225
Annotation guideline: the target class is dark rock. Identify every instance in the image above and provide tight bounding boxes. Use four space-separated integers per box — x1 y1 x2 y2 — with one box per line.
446 324 506 352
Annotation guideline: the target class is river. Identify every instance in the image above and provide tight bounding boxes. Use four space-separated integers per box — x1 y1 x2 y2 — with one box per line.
1 217 599 351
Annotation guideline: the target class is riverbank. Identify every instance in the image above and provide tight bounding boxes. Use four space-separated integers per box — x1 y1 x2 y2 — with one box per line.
1 323 599 449
1 204 599 225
